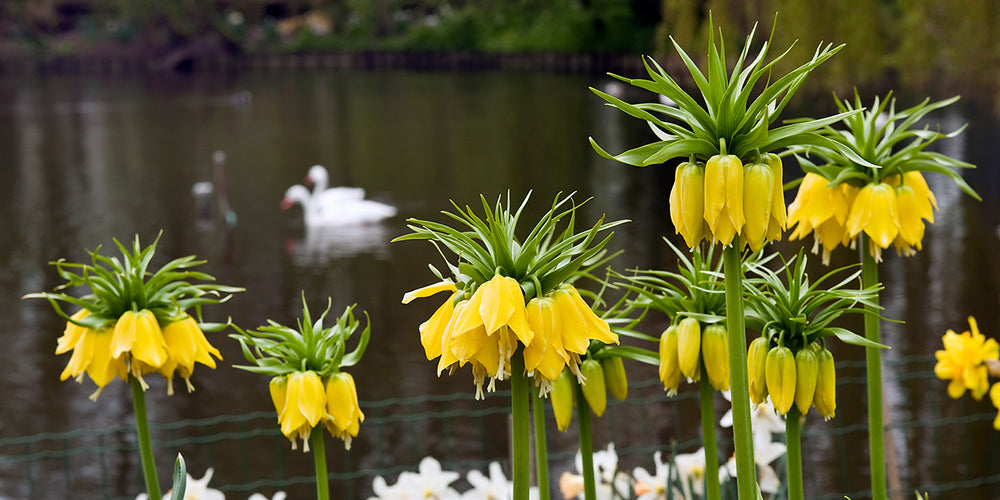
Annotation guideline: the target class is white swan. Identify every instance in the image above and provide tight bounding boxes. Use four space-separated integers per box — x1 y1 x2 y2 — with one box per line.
281 184 396 227
306 165 366 204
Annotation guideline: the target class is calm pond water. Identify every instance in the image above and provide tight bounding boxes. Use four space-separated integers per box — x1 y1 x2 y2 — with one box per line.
0 68 998 499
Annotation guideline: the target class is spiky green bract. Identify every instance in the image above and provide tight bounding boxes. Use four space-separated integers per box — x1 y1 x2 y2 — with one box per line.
743 249 886 352
393 191 627 301
589 18 859 167
790 91 979 197
25 232 242 331
614 239 726 335
231 296 370 378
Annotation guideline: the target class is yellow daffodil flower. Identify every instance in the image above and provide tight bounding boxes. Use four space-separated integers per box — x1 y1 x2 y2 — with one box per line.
935 317 999 401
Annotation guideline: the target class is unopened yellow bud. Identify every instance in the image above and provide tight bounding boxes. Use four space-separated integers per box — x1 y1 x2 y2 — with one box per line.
794 347 819 414
580 359 607 417
765 346 797 415
671 162 707 248
747 336 770 405
551 369 576 432
676 317 702 381
814 348 837 420
659 325 681 395
701 324 729 391
601 356 628 401
742 162 774 251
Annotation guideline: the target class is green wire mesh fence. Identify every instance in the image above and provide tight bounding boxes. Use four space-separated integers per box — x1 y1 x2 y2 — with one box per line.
1 356 998 499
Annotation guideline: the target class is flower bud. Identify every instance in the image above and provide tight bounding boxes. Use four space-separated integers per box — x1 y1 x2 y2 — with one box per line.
580 359 607 417
671 162 707 248
551 369 575 431
701 324 729 391
794 347 819 414
747 336 770 405
742 161 774 251
659 325 681 395
765 346 797 415
677 317 702 381
814 348 837 420
601 356 628 401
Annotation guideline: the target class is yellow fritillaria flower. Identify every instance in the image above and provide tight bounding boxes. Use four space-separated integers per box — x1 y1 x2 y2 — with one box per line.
405 278 618 398
324 372 365 450
157 316 223 396
704 154 745 246
658 325 682 396
845 183 900 262
58 311 130 400
111 309 170 388
935 317 999 401
275 371 327 451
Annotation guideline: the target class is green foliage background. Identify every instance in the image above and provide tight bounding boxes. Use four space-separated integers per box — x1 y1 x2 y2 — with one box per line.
2 0 997 92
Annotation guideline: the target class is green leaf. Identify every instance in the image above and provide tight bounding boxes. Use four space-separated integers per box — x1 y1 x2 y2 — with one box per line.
820 327 889 349
170 454 187 500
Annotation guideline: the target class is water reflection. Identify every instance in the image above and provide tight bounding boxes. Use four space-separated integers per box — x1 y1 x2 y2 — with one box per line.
1 70 999 499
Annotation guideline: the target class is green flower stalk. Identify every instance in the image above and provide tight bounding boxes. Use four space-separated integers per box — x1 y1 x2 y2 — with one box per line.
743 250 886 500
25 233 242 500
395 192 625 500
612 240 727 500
785 92 980 500
232 297 370 500
590 18 859 500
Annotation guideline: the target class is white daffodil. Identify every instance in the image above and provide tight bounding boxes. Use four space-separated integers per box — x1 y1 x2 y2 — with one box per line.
720 390 786 441
368 457 461 500
631 451 672 500
136 468 225 500
248 493 287 500
673 447 708 498
721 437 787 495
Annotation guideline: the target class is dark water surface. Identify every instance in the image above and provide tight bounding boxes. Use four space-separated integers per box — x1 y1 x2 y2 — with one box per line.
1 69 998 499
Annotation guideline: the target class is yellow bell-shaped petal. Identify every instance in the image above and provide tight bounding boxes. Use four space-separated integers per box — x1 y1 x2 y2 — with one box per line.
564 285 618 345
524 297 569 382
747 336 770 405
903 170 938 214
892 184 926 254
324 372 364 449
56 309 91 355
676 317 701 381
765 346 797 415
704 154 744 236
85 328 128 394
658 325 681 396
479 274 533 346
60 327 96 381
742 162 774 252
269 375 288 418
419 292 458 361
280 371 326 439
701 324 729 391
402 280 457 304
846 182 899 250
765 153 786 233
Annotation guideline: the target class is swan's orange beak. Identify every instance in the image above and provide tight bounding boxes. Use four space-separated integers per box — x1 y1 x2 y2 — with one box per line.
280 198 293 210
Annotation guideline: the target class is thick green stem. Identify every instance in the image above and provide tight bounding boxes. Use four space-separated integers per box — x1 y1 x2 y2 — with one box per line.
575 382 597 500
131 377 161 500
785 407 805 500
312 430 329 500
699 373 721 500
511 354 531 500
722 245 757 499
532 390 550 500
861 235 888 500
